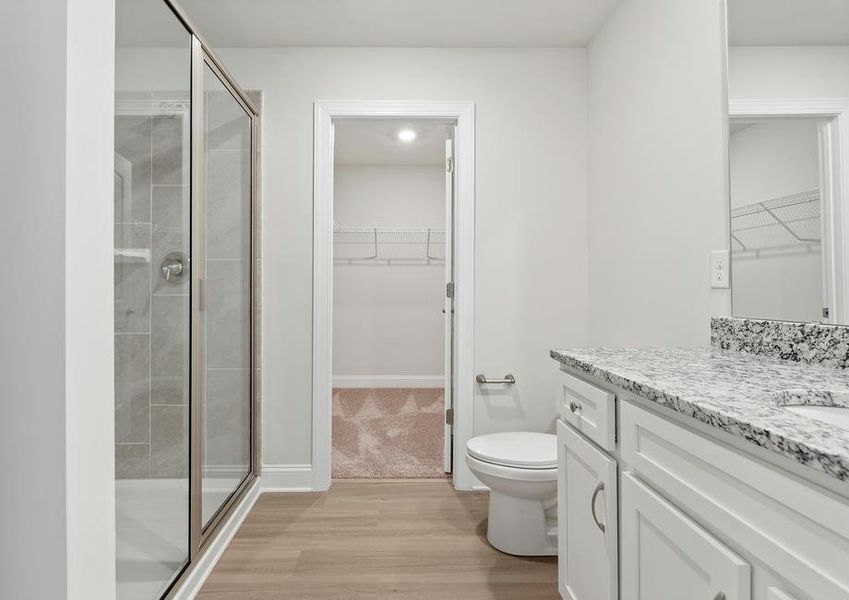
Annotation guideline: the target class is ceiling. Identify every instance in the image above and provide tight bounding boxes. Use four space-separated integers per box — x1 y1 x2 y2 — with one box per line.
334 119 454 166
728 0 849 46
119 0 622 48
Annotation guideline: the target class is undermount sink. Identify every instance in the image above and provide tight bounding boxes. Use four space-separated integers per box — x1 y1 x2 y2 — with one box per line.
783 405 849 429
770 389 849 429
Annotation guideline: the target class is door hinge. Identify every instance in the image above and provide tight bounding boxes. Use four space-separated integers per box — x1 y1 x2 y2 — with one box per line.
446 156 455 173
446 282 454 298
445 408 454 425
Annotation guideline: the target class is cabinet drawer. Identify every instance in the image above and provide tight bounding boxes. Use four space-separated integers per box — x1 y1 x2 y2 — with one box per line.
557 369 616 451
621 401 849 598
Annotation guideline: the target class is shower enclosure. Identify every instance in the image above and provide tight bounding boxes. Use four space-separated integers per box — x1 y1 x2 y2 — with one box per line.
114 0 259 598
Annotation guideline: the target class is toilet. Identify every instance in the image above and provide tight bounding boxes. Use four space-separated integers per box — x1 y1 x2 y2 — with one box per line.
465 432 558 556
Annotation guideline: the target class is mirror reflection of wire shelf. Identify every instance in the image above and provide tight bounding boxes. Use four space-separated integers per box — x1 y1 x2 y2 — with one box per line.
333 225 446 264
730 189 821 257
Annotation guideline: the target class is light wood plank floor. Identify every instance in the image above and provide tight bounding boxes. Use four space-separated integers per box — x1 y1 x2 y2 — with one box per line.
198 480 558 599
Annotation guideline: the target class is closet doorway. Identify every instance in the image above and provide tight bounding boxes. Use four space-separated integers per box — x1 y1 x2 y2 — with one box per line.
331 118 454 479
313 102 476 490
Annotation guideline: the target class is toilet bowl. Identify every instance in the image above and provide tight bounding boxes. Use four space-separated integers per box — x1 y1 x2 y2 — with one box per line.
465 432 557 556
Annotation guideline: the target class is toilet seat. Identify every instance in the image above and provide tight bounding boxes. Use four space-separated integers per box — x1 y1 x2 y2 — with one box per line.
466 432 557 470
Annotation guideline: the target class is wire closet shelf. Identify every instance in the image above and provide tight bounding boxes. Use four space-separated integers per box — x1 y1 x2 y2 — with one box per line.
730 189 822 256
333 225 446 264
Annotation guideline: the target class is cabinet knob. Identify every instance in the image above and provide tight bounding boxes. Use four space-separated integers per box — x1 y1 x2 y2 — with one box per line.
569 401 581 413
713 594 726 600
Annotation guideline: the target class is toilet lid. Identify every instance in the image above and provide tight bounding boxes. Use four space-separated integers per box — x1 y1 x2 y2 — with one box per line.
466 432 557 469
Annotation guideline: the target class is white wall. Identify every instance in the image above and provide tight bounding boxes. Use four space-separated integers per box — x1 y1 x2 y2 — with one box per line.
216 47 589 467
586 0 730 347
65 0 116 595
733 251 822 322
0 0 115 597
0 2 69 596
729 46 849 99
729 120 822 322
729 120 820 209
333 165 445 385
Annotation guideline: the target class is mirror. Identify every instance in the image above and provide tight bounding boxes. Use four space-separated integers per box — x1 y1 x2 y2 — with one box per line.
726 0 849 324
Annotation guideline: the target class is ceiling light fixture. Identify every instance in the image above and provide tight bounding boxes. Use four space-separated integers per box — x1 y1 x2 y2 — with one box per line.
398 128 417 142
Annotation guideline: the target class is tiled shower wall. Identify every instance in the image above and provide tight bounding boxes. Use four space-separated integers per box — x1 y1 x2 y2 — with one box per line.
114 90 262 480
114 93 190 478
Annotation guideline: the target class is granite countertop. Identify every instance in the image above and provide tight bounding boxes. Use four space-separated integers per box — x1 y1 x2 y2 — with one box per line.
550 346 849 482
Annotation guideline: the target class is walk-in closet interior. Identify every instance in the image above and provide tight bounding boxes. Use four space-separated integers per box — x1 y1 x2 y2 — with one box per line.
331 119 454 479
113 0 259 597
729 117 825 323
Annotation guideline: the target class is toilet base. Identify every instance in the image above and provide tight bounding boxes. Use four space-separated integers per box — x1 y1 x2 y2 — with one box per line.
486 490 558 556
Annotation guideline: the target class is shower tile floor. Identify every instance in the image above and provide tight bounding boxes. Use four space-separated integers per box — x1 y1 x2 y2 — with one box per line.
116 477 243 600
332 387 446 479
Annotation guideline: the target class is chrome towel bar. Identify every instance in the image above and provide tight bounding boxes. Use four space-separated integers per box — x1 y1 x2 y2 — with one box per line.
475 374 516 385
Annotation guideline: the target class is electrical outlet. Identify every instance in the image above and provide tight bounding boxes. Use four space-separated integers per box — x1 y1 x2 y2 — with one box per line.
711 250 730 289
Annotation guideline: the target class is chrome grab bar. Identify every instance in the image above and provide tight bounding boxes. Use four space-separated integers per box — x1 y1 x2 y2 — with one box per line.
475 374 516 385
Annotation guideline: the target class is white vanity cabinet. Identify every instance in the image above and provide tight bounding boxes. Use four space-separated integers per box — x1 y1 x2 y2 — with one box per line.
557 420 618 600
620 472 750 600
556 366 849 600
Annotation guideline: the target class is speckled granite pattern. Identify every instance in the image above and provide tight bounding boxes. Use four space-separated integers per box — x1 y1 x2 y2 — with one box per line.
711 317 849 369
550 346 849 482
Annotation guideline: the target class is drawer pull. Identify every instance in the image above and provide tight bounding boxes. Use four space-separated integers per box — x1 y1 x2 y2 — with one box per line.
591 481 606 533
569 401 582 413
713 594 726 600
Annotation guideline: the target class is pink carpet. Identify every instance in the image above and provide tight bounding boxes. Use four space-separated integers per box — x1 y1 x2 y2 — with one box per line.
332 388 446 479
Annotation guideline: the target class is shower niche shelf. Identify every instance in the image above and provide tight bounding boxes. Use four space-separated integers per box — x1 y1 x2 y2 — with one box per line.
114 248 151 262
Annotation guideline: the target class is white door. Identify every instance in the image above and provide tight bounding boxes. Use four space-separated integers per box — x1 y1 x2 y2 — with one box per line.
620 472 751 600
557 420 618 600
443 137 455 473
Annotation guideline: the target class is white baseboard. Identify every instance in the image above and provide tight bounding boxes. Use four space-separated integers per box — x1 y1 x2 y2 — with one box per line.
332 375 444 388
261 464 314 491
171 477 261 599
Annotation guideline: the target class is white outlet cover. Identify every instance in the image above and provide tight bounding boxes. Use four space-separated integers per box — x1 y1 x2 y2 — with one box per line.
711 250 730 289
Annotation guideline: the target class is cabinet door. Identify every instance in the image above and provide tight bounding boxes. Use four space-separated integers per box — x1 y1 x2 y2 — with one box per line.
620 473 751 600
765 588 798 600
557 420 618 600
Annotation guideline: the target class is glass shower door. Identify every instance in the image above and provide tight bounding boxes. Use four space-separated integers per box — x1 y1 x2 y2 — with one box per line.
116 2 258 596
114 0 191 597
199 60 253 528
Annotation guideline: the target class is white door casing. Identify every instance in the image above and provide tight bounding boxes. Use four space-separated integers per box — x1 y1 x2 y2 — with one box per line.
728 99 849 324
444 137 455 474
312 101 476 491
